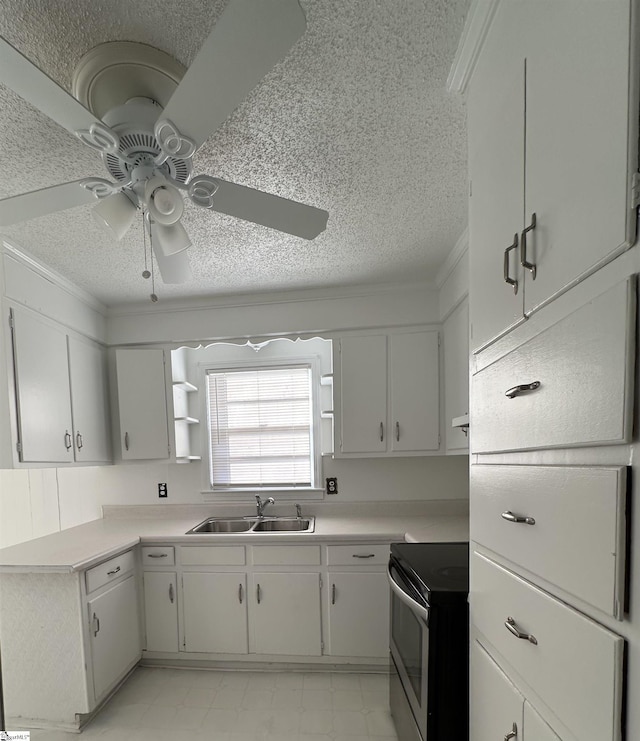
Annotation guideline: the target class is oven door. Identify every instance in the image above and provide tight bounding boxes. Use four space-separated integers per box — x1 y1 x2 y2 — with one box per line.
388 561 430 741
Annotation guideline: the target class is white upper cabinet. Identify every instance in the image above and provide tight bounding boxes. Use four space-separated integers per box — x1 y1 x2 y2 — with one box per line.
114 348 169 460
67 335 111 463
467 0 638 351
335 330 440 457
10 307 110 464
443 298 469 453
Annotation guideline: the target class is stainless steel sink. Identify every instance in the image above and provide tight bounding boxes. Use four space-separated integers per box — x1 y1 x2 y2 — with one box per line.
252 518 313 532
185 518 257 534
185 516 315 534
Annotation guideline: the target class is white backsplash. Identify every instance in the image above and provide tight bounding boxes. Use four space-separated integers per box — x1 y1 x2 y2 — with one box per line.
0 455 469 548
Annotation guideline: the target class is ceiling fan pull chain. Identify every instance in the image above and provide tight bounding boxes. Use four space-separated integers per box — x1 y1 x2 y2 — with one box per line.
141 210 151 280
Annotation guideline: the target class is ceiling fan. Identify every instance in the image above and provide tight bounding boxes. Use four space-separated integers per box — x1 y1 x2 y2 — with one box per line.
0 0 329 285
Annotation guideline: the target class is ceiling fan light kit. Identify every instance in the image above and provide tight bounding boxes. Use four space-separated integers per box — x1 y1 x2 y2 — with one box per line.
0 0 329 290
92 191 138 241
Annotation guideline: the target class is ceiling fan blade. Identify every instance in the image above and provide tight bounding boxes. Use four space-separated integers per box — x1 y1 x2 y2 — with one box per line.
0 36 103 135
0 181 99 227
160 0 306 150
151 238 193 284
206 179 328 239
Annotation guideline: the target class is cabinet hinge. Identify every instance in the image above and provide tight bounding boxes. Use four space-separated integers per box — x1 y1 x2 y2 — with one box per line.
8 311 14 330
631 172 640 209
319 577 323 589
321 640 325 651
438 434 441 446
15 441 22 454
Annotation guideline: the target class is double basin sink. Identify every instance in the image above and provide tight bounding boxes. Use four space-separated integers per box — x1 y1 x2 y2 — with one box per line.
186 516 315 534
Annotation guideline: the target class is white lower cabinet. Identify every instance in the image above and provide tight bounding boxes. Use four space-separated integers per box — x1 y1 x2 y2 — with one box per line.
470 640 560 741
88 574 141 701
326 572 389 657
182 572 249 654
143 571 179 653
250 572 322 656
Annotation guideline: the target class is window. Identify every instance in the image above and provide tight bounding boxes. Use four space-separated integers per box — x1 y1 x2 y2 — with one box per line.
206 365 316 490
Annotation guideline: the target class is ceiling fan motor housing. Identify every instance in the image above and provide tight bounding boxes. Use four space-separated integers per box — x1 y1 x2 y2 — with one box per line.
101 97 192 186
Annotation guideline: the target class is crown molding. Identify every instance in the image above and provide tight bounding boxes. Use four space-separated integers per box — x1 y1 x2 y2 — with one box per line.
447 0 500 95
1 237 108 315
435 227 468 289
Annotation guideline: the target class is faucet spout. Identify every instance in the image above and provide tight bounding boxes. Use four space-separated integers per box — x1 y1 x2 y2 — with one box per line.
255 495 275 517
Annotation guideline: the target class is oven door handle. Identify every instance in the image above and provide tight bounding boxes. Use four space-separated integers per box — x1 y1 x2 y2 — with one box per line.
388 565 429 623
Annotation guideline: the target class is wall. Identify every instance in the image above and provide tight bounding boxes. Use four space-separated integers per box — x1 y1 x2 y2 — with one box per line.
0 240 469 550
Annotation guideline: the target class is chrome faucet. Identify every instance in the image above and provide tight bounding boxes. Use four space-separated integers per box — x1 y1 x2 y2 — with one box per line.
255 495 275 517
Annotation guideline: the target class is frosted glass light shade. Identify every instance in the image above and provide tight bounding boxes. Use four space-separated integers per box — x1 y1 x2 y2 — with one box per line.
146 179 184 225
151 220 191 256
92 192 137 240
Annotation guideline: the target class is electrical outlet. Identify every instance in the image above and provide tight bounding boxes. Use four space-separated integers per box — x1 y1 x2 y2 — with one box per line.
326 477 338 495
158 483 168 498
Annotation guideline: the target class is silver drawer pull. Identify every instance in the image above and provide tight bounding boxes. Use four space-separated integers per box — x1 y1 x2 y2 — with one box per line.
505 616 538 645
504 722 518 740
239 583 243 604
332 583 337 605
501 511 535 526
147 553 168 558
379 422 384 442
520 212 537 279
352 553 376 559
92 612 100 637
169 583 175 604
505 381 541 399
107 565 121 576
64 431 72 451
503 233 519 295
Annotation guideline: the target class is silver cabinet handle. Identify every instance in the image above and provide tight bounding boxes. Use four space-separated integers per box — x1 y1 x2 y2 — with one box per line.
124 431 130 451
239 583 243 604
353 553 376 559
504 722 518 740
64 431 72 450
379 422 384 442
501 511 536 526
107 565 121 576
505 381 541 399
169 583 175 604
92 612 100 637
331 583 336 605
76 432 83 450
503 233 519 294
505 616 538 645
520 212 537 278
395 421 400 442
256 584 261 604
147 553 168 558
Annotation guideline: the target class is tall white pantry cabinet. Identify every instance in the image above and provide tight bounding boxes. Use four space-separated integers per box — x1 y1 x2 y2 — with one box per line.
456 0 640 739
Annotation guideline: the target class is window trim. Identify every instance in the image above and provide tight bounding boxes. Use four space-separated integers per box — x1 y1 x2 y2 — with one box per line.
198 354 324 501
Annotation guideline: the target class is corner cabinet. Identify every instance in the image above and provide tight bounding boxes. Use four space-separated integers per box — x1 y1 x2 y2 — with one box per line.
113 348 170 460
467 0 639 352
9 306 111 464
334 330 440 457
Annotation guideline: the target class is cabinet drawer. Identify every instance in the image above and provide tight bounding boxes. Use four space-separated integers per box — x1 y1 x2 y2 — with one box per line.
471 465 627 619
181 546 245 566
471 551 624 741
252 545 320 566
141 546 175 566
85 550 136 594
471 280 634 453
326 544 389 565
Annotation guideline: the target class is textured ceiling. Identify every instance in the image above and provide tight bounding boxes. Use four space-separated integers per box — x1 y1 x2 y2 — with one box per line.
0 0 469 307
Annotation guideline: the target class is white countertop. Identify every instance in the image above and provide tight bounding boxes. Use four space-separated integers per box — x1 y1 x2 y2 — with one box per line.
0 502 469 573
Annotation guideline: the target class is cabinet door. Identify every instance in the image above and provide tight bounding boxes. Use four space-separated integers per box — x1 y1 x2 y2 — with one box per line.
88 575 141 701
68 336 111 463
389 331 439 452
182 572 248 654
250 572 322 656
338 335 387 454
467 2 526 352
470 640 524 741
10 308 74 463
523 0 637 313
143 572 179 653
524 702 562 741
327 572 389 657
443 299 469 452
115 348 169 460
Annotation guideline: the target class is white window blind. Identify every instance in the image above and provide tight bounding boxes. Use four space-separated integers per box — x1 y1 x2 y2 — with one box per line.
207 366 313 488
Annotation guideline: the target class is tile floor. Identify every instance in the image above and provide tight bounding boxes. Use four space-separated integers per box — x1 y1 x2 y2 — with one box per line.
25 667 399 740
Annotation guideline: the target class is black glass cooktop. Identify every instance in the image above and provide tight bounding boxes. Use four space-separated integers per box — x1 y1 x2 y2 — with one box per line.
390 541 469 605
